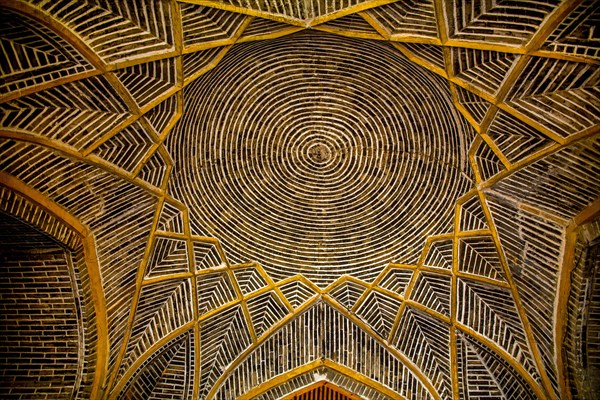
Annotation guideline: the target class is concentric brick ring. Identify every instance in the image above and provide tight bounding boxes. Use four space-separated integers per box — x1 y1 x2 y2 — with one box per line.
170 31 473 286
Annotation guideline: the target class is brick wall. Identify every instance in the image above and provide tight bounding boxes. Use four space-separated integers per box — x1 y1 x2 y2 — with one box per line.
566 220 600 400
582 238 600 397
0 212 81 399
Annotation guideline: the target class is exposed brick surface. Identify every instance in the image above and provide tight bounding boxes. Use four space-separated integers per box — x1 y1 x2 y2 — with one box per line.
0 1 598 398
567 221 600 399
0 213 80 399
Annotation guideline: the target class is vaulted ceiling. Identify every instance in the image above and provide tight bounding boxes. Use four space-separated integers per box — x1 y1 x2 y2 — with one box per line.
0 0 599 399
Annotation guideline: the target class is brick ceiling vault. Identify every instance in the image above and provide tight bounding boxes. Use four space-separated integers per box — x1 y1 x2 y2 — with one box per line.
0 0 598 399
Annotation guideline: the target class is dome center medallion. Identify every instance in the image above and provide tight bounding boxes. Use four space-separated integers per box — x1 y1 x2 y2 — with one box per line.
307 143 333 166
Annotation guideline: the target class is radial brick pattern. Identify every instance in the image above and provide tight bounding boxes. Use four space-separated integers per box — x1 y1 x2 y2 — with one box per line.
0 1 598 399
169 31 473 287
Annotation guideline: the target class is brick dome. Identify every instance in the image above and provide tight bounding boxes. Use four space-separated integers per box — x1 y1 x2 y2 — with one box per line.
0 1 598 399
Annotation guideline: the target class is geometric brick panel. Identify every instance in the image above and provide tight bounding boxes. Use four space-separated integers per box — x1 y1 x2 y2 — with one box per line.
0 2 596 399
355 290 401 339
392 307 452 398
410 272 451 317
